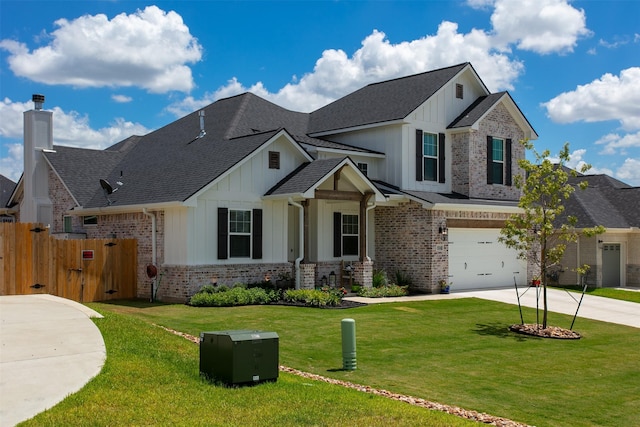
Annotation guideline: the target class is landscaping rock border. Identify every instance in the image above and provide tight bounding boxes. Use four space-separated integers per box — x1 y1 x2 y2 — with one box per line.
158 325 532 427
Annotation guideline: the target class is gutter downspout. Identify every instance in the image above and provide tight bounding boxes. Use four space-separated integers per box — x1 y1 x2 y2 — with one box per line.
143 208 157 301
288 198 304 290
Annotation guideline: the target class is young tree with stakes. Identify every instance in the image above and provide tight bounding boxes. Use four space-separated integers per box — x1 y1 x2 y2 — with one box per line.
499 141 605 329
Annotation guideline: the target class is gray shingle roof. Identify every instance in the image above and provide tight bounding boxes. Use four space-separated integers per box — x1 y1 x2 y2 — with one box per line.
266 157 345 196
448 92 506 128
308 63 470 134
373 180 519 206
0 174 16 208
45 146 130 206
45 63 528 210
559 174 640 228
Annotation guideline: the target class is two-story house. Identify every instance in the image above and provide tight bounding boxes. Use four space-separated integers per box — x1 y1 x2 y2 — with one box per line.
9 62 538 301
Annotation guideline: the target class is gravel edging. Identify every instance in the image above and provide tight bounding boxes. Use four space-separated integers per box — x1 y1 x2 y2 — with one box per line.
156 325 532 427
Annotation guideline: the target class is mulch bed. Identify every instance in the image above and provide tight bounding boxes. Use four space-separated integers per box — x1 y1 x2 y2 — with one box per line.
509 323 581 339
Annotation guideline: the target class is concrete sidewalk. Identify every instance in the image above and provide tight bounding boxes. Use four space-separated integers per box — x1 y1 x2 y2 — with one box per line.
0 294 106 427
347 287 640 329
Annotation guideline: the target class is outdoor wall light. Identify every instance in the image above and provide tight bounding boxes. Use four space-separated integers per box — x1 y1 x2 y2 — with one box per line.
438 223 448 240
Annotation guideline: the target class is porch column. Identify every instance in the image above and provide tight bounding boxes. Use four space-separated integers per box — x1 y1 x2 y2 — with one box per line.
359 192 374 261
302 200 309 263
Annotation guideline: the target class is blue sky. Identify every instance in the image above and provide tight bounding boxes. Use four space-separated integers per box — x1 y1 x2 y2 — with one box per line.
1 0 639 184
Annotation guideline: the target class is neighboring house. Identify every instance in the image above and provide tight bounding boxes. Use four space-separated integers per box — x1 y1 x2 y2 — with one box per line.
8 63 542 301
554 173 640 288
0 175 17 221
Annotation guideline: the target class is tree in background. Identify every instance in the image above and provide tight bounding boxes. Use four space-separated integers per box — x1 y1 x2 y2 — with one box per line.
500 141 605 329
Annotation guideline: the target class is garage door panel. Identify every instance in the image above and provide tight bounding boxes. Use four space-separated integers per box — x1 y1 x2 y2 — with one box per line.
448 228 526 290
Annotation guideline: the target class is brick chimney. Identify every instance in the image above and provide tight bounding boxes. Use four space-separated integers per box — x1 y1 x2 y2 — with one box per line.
22 94 53 225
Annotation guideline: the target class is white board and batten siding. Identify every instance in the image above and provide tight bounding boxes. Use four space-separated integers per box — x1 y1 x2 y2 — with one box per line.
448 228 526 290
163 135 306 265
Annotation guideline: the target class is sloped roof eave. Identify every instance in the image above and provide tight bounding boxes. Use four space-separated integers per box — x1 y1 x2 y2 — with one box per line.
183 129 314 205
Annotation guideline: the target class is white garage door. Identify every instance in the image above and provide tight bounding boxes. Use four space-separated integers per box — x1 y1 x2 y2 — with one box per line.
448 228 526 290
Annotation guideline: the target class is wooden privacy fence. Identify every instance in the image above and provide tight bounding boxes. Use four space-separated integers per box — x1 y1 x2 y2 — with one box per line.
0 222 137 302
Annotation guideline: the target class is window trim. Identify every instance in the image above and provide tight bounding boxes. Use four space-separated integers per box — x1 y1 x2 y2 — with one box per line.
492 137 505 185
422 132 439 182
83 215 98 226
229 209 252 258
341 213 359 257
455 83 463 99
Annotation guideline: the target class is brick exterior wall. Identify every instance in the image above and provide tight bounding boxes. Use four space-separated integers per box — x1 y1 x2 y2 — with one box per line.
452 104 525 200
375 203 527 292
375 202 444 293
160 262 295 301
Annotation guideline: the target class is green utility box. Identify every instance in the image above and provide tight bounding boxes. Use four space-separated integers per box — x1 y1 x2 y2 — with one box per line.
199 330 279 385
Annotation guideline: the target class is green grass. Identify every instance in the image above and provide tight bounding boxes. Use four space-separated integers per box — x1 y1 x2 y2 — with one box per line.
553 285 640 303
23 298 640 426
20 307 476 427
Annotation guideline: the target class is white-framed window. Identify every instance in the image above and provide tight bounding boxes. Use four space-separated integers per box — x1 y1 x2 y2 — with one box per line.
423 132 438 182
342 214 359 256
456 83 464 99
491 137 504 185
229 209 252 258
357 162 368 177
83 215 98 226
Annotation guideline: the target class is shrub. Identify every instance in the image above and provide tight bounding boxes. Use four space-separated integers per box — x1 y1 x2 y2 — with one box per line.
189 286 279 307
357 285 408 298
393 270 413 287
372 269 388 288
283 289 342 307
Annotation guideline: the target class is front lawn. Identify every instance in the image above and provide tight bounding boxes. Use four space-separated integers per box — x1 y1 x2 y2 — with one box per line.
24 298 640 426
553 285 640 304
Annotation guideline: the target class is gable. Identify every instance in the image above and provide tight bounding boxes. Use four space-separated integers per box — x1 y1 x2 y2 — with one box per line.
308 63 471 135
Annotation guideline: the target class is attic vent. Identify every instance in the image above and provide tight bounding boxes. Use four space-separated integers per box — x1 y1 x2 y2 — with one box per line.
268 151 280 169
456 84 463 99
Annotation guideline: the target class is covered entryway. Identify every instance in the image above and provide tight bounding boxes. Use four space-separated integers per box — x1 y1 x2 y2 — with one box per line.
448 228 526 290
602 243 621 287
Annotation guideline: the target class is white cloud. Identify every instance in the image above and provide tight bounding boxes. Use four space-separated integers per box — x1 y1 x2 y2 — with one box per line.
0 98 151 181
112 94 133 103
595 131 640 155
616 158 640 186
0 143 23 182
542 67 640 131
490 0 591 54
0 6 202 93
466 0 495 9
168 25 524 115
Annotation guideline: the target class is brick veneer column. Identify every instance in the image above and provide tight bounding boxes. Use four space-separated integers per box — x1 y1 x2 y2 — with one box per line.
300 263 317 290
353 260 373 288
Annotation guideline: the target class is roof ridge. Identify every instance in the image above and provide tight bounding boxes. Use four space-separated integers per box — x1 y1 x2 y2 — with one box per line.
364 62 469 88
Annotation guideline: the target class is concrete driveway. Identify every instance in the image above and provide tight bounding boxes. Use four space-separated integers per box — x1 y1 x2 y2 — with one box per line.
0 294 106 427
348 287 640 329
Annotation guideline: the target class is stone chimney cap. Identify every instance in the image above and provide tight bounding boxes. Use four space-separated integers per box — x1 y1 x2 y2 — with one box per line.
32 94 45 110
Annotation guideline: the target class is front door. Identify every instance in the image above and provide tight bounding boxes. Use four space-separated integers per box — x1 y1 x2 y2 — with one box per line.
602 244 621 287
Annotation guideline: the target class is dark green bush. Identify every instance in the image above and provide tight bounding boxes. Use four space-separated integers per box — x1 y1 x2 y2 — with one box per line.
283 289 342 307
372 269 388 288
189 286 279 307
